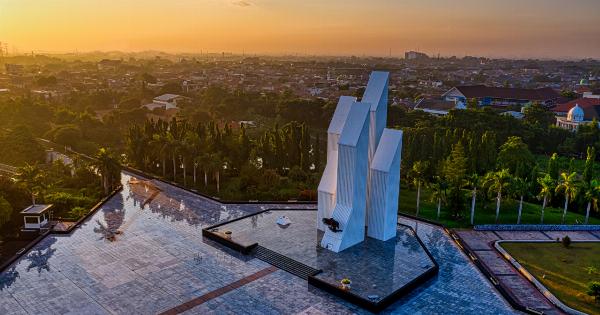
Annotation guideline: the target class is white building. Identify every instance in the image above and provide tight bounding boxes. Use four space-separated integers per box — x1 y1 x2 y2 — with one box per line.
555 104 599 131
21 204 52 230
142 94 186 111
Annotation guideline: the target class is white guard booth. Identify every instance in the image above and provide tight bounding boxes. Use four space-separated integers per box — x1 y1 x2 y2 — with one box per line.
21 204 52 230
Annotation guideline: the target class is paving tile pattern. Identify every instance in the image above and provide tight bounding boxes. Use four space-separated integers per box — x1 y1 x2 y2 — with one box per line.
0 172 515 314
214 209 435 301
160 266 277 315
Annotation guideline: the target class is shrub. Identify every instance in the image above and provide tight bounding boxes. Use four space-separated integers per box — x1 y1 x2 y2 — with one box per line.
588 281 600 303
68 206 88 219
561 235 571 248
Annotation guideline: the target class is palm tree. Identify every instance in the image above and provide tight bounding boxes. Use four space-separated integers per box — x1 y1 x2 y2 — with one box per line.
429 176 447 220
199 153 211 187
466 174 480 225
484 169 512 223
582 179 600 224
166 132 179 180
410 161 429 216
151 133 169 177
511 177 530 224
92 148 121 194
537 174 555 224
182 131 200 187
16 164 44 205
555 172 579 224
209 153 223 193
192 155 201 185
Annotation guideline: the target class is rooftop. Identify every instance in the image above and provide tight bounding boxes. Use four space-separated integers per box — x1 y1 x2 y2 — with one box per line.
154 93 182 102
451 85 559 101
553 98 600 121
20 204 52 215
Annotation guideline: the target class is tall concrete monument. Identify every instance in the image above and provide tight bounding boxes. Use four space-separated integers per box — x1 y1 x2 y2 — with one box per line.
319 71 403 252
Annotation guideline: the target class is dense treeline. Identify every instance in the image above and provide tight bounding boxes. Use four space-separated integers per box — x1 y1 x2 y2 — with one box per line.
126 118 322 200
398 105 600 224
2 85 600 223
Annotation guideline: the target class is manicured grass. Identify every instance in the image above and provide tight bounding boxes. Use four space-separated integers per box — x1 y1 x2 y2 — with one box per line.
398 186 600 228
502 242 600 314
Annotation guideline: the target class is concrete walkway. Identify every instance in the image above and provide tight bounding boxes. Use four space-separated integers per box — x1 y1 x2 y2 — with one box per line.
455 229 600 315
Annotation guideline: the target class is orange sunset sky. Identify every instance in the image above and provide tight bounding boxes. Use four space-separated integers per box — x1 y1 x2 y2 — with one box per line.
1 0 599 59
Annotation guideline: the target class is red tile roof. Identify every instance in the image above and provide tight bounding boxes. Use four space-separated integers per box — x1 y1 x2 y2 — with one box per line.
552 97 600 113
455 85 559 101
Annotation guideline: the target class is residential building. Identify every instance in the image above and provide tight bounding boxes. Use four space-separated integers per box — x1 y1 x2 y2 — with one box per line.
414 99 466 116
442 85 560 107
142 93 186 110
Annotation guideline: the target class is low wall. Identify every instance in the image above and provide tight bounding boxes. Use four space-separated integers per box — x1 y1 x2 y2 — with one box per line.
475 224 600 231
123 166 317 205
0 186 123 272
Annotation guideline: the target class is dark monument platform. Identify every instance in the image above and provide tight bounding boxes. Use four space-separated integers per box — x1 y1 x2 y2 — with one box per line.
202 209 438 312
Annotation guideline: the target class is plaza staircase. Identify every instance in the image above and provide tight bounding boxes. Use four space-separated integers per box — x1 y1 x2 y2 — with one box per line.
252 245 320 280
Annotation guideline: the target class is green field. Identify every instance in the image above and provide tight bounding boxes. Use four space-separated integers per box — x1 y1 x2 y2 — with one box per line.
398 186 600 228
501 242 600 314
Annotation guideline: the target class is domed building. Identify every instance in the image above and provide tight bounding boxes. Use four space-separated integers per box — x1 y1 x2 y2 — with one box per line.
555 103 598 131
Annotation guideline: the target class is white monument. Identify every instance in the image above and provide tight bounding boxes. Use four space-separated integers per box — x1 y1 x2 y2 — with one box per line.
367 129 403 241
319 71 403 252
317 96 356 231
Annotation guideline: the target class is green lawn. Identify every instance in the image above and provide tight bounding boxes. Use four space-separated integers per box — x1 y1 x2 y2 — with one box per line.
501 242 600 314
398 186 600 228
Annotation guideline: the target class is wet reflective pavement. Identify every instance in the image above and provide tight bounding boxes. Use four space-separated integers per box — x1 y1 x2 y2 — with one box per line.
0 172 516 314
212 209 436 304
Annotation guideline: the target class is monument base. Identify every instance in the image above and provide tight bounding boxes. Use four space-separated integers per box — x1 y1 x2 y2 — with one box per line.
202 209 438 312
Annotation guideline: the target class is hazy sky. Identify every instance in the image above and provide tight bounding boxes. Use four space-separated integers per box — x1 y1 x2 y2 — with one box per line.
1 0 599 59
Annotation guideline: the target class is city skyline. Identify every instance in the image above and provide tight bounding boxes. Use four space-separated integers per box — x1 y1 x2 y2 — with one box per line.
1 0 600 59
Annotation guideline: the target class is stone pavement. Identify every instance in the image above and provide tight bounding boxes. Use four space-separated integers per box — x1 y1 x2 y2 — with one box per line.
0 171 516 314
455 229 600 315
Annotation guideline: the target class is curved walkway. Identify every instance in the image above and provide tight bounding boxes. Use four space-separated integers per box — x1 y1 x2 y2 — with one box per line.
454 229 600 315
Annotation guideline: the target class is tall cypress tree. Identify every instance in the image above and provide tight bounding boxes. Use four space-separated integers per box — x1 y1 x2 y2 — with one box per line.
583 146 595 183
547 153 559 180
443 142 468 217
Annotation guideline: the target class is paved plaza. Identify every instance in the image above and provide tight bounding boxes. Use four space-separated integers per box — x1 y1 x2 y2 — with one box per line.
209 209 437 306
0 172 516 314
